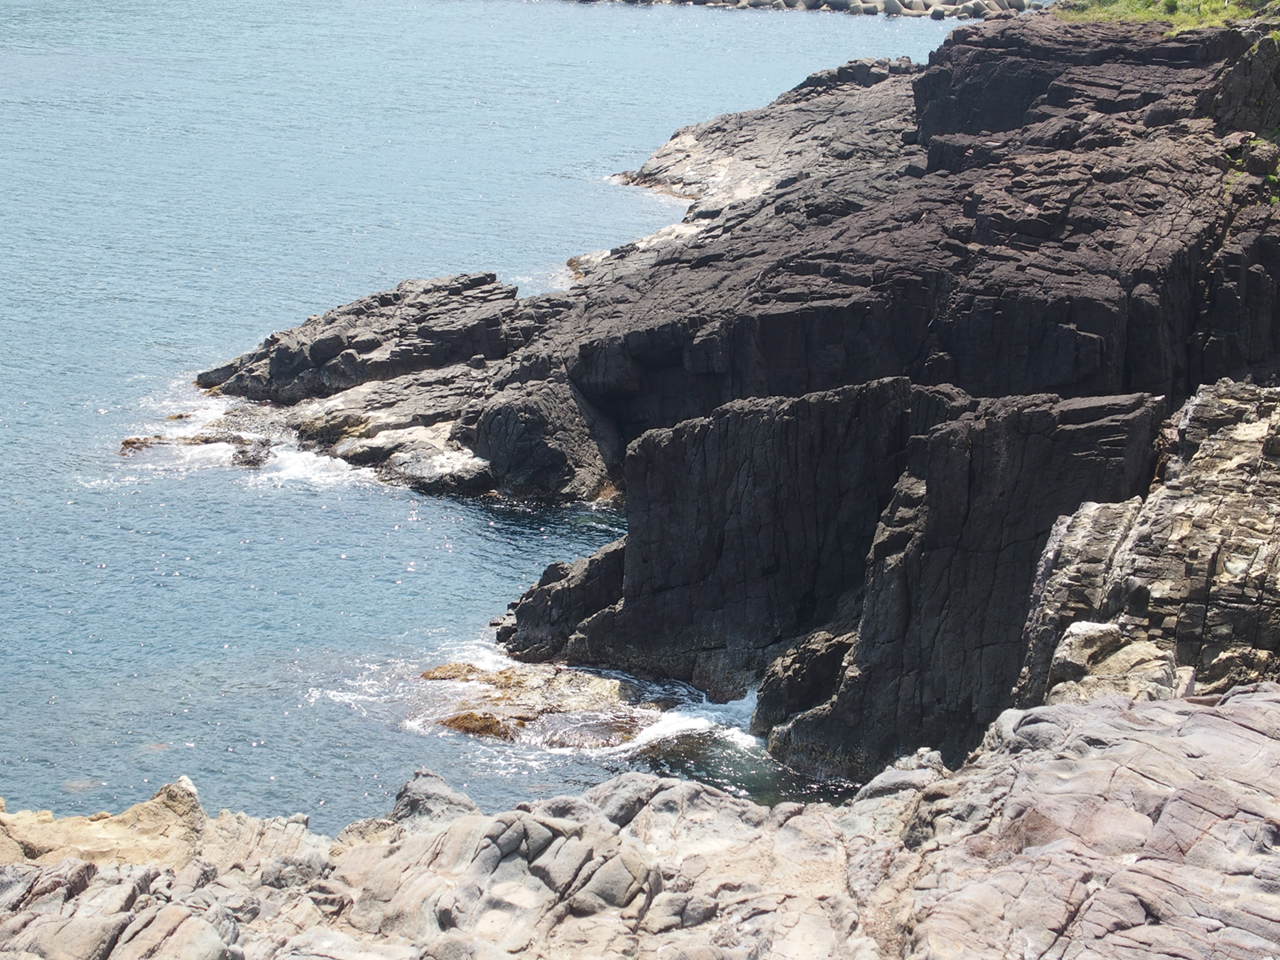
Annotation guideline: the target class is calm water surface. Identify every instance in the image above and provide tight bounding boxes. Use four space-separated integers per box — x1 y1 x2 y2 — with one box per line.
0 0 951 832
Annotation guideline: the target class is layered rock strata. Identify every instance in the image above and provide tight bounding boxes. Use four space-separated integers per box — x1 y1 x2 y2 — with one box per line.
504 376 1280 778
5 685 1280 959
1014 378 1280 707
194 16 1280 779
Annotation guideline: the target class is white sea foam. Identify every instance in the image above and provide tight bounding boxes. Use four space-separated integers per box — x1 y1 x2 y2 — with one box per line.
241 447 376 489
120 375 381 489
508 263 577 295
304 686 381 716
561 686 762 758
137 376 236 434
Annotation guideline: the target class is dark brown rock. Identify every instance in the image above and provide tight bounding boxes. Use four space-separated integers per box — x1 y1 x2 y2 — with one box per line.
502 379 977 698
768 391 1164 776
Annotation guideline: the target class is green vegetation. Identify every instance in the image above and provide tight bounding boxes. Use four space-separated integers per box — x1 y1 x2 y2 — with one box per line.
1054 0 1275 30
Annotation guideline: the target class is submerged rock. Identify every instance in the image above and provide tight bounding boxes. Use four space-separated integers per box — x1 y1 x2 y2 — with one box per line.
119 426 276 466
439 710 518 740
118 434 164 454
418 660 675 748
186 14 1280 792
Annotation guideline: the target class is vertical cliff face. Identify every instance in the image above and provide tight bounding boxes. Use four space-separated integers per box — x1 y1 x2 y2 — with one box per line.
505 379 976 698
768 393 1163 774
501 388 1163 776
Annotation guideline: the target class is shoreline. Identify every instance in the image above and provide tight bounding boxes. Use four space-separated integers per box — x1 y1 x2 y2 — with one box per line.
572 0 1046 20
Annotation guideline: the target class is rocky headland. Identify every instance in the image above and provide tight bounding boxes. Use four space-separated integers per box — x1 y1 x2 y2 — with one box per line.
29 10 1280 958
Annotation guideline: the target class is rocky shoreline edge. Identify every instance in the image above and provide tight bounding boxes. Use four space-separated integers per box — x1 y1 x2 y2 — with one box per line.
573 0 1045 20
4 684 1280 957
20 9 1280 959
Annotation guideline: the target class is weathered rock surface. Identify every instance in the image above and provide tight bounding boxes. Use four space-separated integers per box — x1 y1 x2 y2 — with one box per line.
190 14 1280 785
5 685 1280 958
1015 379 1280 709
501 17 1280 499
480 17 1280 779
196 275 528 406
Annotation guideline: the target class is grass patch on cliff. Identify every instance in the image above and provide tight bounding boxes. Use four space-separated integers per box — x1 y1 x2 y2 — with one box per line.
1054 0 1272 29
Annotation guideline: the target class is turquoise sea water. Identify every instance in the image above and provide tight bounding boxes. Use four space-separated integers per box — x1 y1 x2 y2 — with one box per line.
0 0 951 833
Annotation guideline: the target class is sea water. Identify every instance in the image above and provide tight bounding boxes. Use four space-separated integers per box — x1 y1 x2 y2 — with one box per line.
0 0 952 833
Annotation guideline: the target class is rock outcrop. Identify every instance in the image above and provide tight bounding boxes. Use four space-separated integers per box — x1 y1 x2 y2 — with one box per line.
503 384 1165 776
192 16 1280 779
67 11 1280 959
1014 378 1280 708
201 18 1280 505
500 378 977 698
5 684 1280 959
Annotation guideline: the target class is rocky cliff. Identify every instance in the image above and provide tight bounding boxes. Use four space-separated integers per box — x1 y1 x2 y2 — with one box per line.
487 17 1280 778
189 5 1280 879
201 17 1280 504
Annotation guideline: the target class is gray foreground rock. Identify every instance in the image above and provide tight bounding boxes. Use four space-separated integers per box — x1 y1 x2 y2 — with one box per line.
4 685 1280 958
